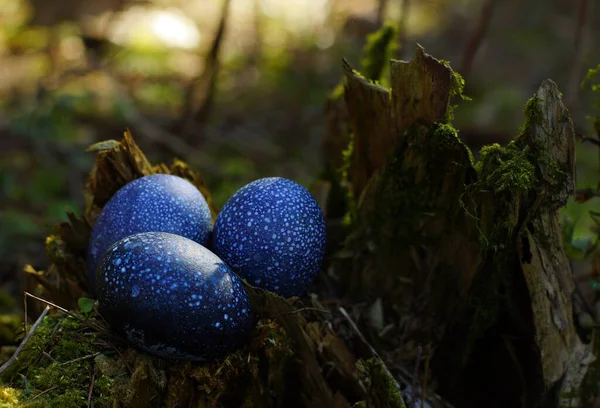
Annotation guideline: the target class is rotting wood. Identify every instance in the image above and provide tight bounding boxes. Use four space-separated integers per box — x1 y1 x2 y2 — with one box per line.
331 45 592 407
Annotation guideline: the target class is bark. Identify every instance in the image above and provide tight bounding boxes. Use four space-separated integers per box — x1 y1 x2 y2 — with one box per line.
330 45 593 407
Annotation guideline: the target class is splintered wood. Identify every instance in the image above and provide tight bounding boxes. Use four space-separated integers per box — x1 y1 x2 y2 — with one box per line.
333 46 592 408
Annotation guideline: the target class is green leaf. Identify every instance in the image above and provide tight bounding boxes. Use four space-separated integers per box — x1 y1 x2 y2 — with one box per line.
78 297 94 314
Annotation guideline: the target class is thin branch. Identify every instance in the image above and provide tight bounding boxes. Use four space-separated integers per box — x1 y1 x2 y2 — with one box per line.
30 385 59 400
42 351 57 362
276 307 335 316
24 292 117 340
25 292 73 316
579 136 600 146
87 371 95 408
398 0 411 59
59 352 102 366
24 294 28 333
573 0 589 51
575 131 600 146
338 306 406 404
178 0 232 139
459 0 498 78
0 305 50 375
575 188 600 203
566 0 590 108
376 0 389 26
248 0 263 65
111 345 132 375
411 344 422 408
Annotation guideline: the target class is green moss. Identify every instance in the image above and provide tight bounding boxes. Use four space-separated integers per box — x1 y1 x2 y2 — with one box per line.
360 24 399 86
457 91 562 364
439 60 471 122
0 387 21 407
514 94 571 206
356 359 405 408
354 122 473 244
328 24 397 103
476 142 536 194
1 311 327 407
431 123 475 166
336 120 476 304
340 133 356 226
516 95 543 139
460 139 536 358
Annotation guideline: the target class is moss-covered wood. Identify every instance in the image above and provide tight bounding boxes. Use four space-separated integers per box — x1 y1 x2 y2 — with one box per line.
329 46 592 407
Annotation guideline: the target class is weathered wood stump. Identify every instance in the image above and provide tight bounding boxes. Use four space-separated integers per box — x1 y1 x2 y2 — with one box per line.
326 45 593 408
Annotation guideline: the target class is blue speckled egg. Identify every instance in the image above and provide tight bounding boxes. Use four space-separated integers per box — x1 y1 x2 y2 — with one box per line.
210 177 326 298
87 174 212 294
96 232 254 361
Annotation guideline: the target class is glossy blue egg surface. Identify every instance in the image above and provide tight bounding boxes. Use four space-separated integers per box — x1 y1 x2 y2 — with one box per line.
87 174 212 293
211 177 326 298
96 232 254 361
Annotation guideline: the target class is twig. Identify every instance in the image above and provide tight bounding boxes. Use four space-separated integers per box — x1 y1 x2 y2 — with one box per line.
566 0 590 108
459 0 498 79
376 0 389 26
248 0 263 65
411 344 422 408
24 294 28 333
576 131 600 147
0 305 50 375
421 347 431 408
30 385 59 400
24 292 119 340
59 352 102 366
398 0 411 59
87 371 95 408
338 306 405 404
573 0 589 53
575 188 600 203
42 351 57 362
277 307 335 316
111 345 132 375
25 292 70 315
178 0 232 139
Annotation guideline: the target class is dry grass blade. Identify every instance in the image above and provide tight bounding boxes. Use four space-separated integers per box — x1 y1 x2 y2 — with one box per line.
30 385 59 400
59 352 102 366
337 307 403 398
87 371 95 408
24 292 121 342
0 305 50 375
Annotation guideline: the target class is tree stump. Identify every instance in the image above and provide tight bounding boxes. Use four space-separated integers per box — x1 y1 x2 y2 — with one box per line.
327 45 593 408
